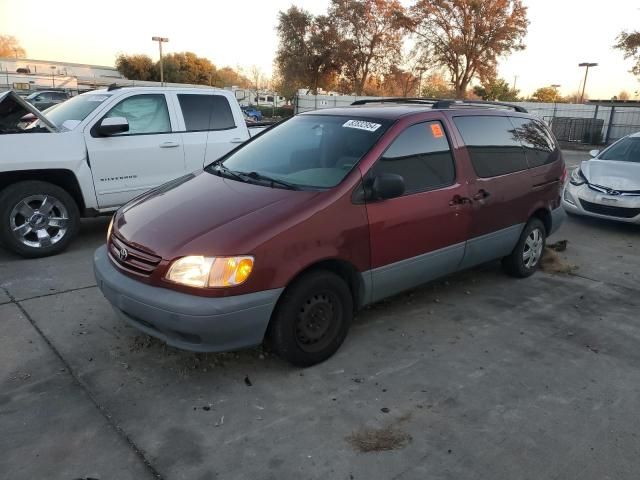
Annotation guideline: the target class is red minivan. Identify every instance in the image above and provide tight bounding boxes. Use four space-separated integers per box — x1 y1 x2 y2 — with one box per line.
94 99 566 366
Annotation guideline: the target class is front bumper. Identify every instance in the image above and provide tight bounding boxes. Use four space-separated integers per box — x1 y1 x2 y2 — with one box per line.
93 245 283 352
562 183 640 224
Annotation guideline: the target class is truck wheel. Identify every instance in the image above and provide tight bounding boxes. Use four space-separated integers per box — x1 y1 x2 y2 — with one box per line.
0 181 80 258
502 218 546 278
267 270 353 367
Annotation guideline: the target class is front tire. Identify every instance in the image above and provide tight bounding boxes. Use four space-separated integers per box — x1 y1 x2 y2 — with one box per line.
502 218 546 278
0 181 80 258
267 270 353 367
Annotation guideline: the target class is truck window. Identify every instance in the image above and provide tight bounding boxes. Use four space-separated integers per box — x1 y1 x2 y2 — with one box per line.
453 115 528 177
104 94 171 135
371 121 455 195
178 94 236 131
509 117 558 168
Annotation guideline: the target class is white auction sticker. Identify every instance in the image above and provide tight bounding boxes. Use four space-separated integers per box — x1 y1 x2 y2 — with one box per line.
342 119 381 132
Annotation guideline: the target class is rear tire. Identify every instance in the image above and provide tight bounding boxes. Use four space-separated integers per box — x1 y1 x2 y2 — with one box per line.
0 181 80 258
502 218 546 278
267 270 353 367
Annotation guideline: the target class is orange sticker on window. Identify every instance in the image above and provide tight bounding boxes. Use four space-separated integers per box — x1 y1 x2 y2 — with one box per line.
430 123 444 138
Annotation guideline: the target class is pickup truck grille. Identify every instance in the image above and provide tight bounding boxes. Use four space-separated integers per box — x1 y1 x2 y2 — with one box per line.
108 234 161 276
580 199 640 219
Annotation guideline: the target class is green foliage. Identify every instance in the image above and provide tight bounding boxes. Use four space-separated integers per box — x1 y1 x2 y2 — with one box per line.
614 30 640 76
115 52 250 87
531 86 562 103
473 78 519 101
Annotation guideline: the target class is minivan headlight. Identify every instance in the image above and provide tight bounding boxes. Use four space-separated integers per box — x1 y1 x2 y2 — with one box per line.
569 168 586 186
165 255 254 288
107 216 114 241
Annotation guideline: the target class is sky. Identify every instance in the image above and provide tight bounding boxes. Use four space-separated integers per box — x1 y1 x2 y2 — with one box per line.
1 0 639 99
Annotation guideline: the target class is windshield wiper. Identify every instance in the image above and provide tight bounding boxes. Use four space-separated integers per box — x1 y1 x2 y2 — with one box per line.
212 164 247 182
236 171 299 190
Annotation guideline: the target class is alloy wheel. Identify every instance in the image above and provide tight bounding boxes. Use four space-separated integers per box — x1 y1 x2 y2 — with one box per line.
9 194 69 249
522 228 544 268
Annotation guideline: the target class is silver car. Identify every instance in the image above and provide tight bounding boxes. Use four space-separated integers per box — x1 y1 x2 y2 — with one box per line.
563 133 640 223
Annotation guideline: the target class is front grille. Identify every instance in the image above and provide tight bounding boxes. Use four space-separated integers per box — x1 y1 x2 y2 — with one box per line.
580 199 640 219
108 234 161 276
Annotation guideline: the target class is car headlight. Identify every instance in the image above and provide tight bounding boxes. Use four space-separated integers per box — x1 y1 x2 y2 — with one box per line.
569 168 586 186
165 255 254 288
107 216 114 241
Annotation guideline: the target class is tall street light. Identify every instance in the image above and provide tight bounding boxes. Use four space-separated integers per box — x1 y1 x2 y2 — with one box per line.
551 84 561 101
578 62 597 103
152 36 169 86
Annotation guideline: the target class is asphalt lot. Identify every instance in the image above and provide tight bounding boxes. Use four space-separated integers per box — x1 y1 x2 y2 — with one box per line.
2 150 640 480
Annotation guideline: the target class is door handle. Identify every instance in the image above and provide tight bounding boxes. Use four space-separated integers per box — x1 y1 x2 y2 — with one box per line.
159 141 180 148
230 137 245 144
472 189 491 201
449 195 472 206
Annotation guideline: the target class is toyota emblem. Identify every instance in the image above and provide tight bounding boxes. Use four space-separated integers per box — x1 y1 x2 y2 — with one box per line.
118 247 128 261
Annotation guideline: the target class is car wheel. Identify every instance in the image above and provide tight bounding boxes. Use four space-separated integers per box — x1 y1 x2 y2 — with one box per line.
0 181 80 258
502 218 546 278
267 270 353 367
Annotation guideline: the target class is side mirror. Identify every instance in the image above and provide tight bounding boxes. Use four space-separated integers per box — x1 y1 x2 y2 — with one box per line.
98 117 129 136
371 173 405 200
589 149 600 158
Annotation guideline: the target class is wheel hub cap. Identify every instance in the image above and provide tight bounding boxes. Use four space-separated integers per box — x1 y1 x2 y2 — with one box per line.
9 194 69 249
523 228 544 268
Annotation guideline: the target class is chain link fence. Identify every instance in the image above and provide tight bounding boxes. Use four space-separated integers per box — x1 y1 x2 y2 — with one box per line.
295 95 640 145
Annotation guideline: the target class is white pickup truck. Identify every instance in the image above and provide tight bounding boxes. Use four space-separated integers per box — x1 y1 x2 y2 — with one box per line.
0 86 267 257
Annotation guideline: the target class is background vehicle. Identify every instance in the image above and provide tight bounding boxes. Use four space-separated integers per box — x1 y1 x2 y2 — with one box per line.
241 105 263 121
25 90 69 110
0 87 263 258
563 133 640 223
94 99 566 367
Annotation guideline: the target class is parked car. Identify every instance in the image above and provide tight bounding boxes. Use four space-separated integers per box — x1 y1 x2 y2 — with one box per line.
25 90 69 110
0 87 265 258
563 133 640 223
94 99 566 366
241 105 263 121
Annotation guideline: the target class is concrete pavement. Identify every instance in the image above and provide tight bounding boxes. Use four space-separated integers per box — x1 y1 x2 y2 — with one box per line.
1 155 639 479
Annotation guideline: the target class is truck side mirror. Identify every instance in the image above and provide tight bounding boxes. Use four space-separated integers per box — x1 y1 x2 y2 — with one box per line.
98 117 129 136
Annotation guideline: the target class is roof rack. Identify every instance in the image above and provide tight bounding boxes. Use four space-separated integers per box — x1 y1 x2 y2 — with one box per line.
351 97 439 105
432 99 528 113
350 97 527 113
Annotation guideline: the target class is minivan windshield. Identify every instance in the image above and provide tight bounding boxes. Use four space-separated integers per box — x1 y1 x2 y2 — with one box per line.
599 136 640 163
212 114 391 189
44 93 111 127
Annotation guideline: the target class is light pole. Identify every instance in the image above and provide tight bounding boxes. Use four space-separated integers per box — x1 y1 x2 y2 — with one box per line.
551 84 561 102
152 36 169 86
50 66 56 88
578 62 597 103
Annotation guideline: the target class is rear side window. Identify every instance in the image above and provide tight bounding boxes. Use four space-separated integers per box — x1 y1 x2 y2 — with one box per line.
178 94 236 131
509 117 557 168
372 121 455 195
453 116 528 177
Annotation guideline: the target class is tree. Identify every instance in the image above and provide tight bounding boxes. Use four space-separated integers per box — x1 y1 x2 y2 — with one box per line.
275 6 347 94
329 0 408 95
531 86 561 103
115 54 157 81
383 66 419 97
617 90 631 101
614 30 640 76
0 35 26 58
408 0 528 98
420 71 454 98
473 77 519 101
161 52 216 84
